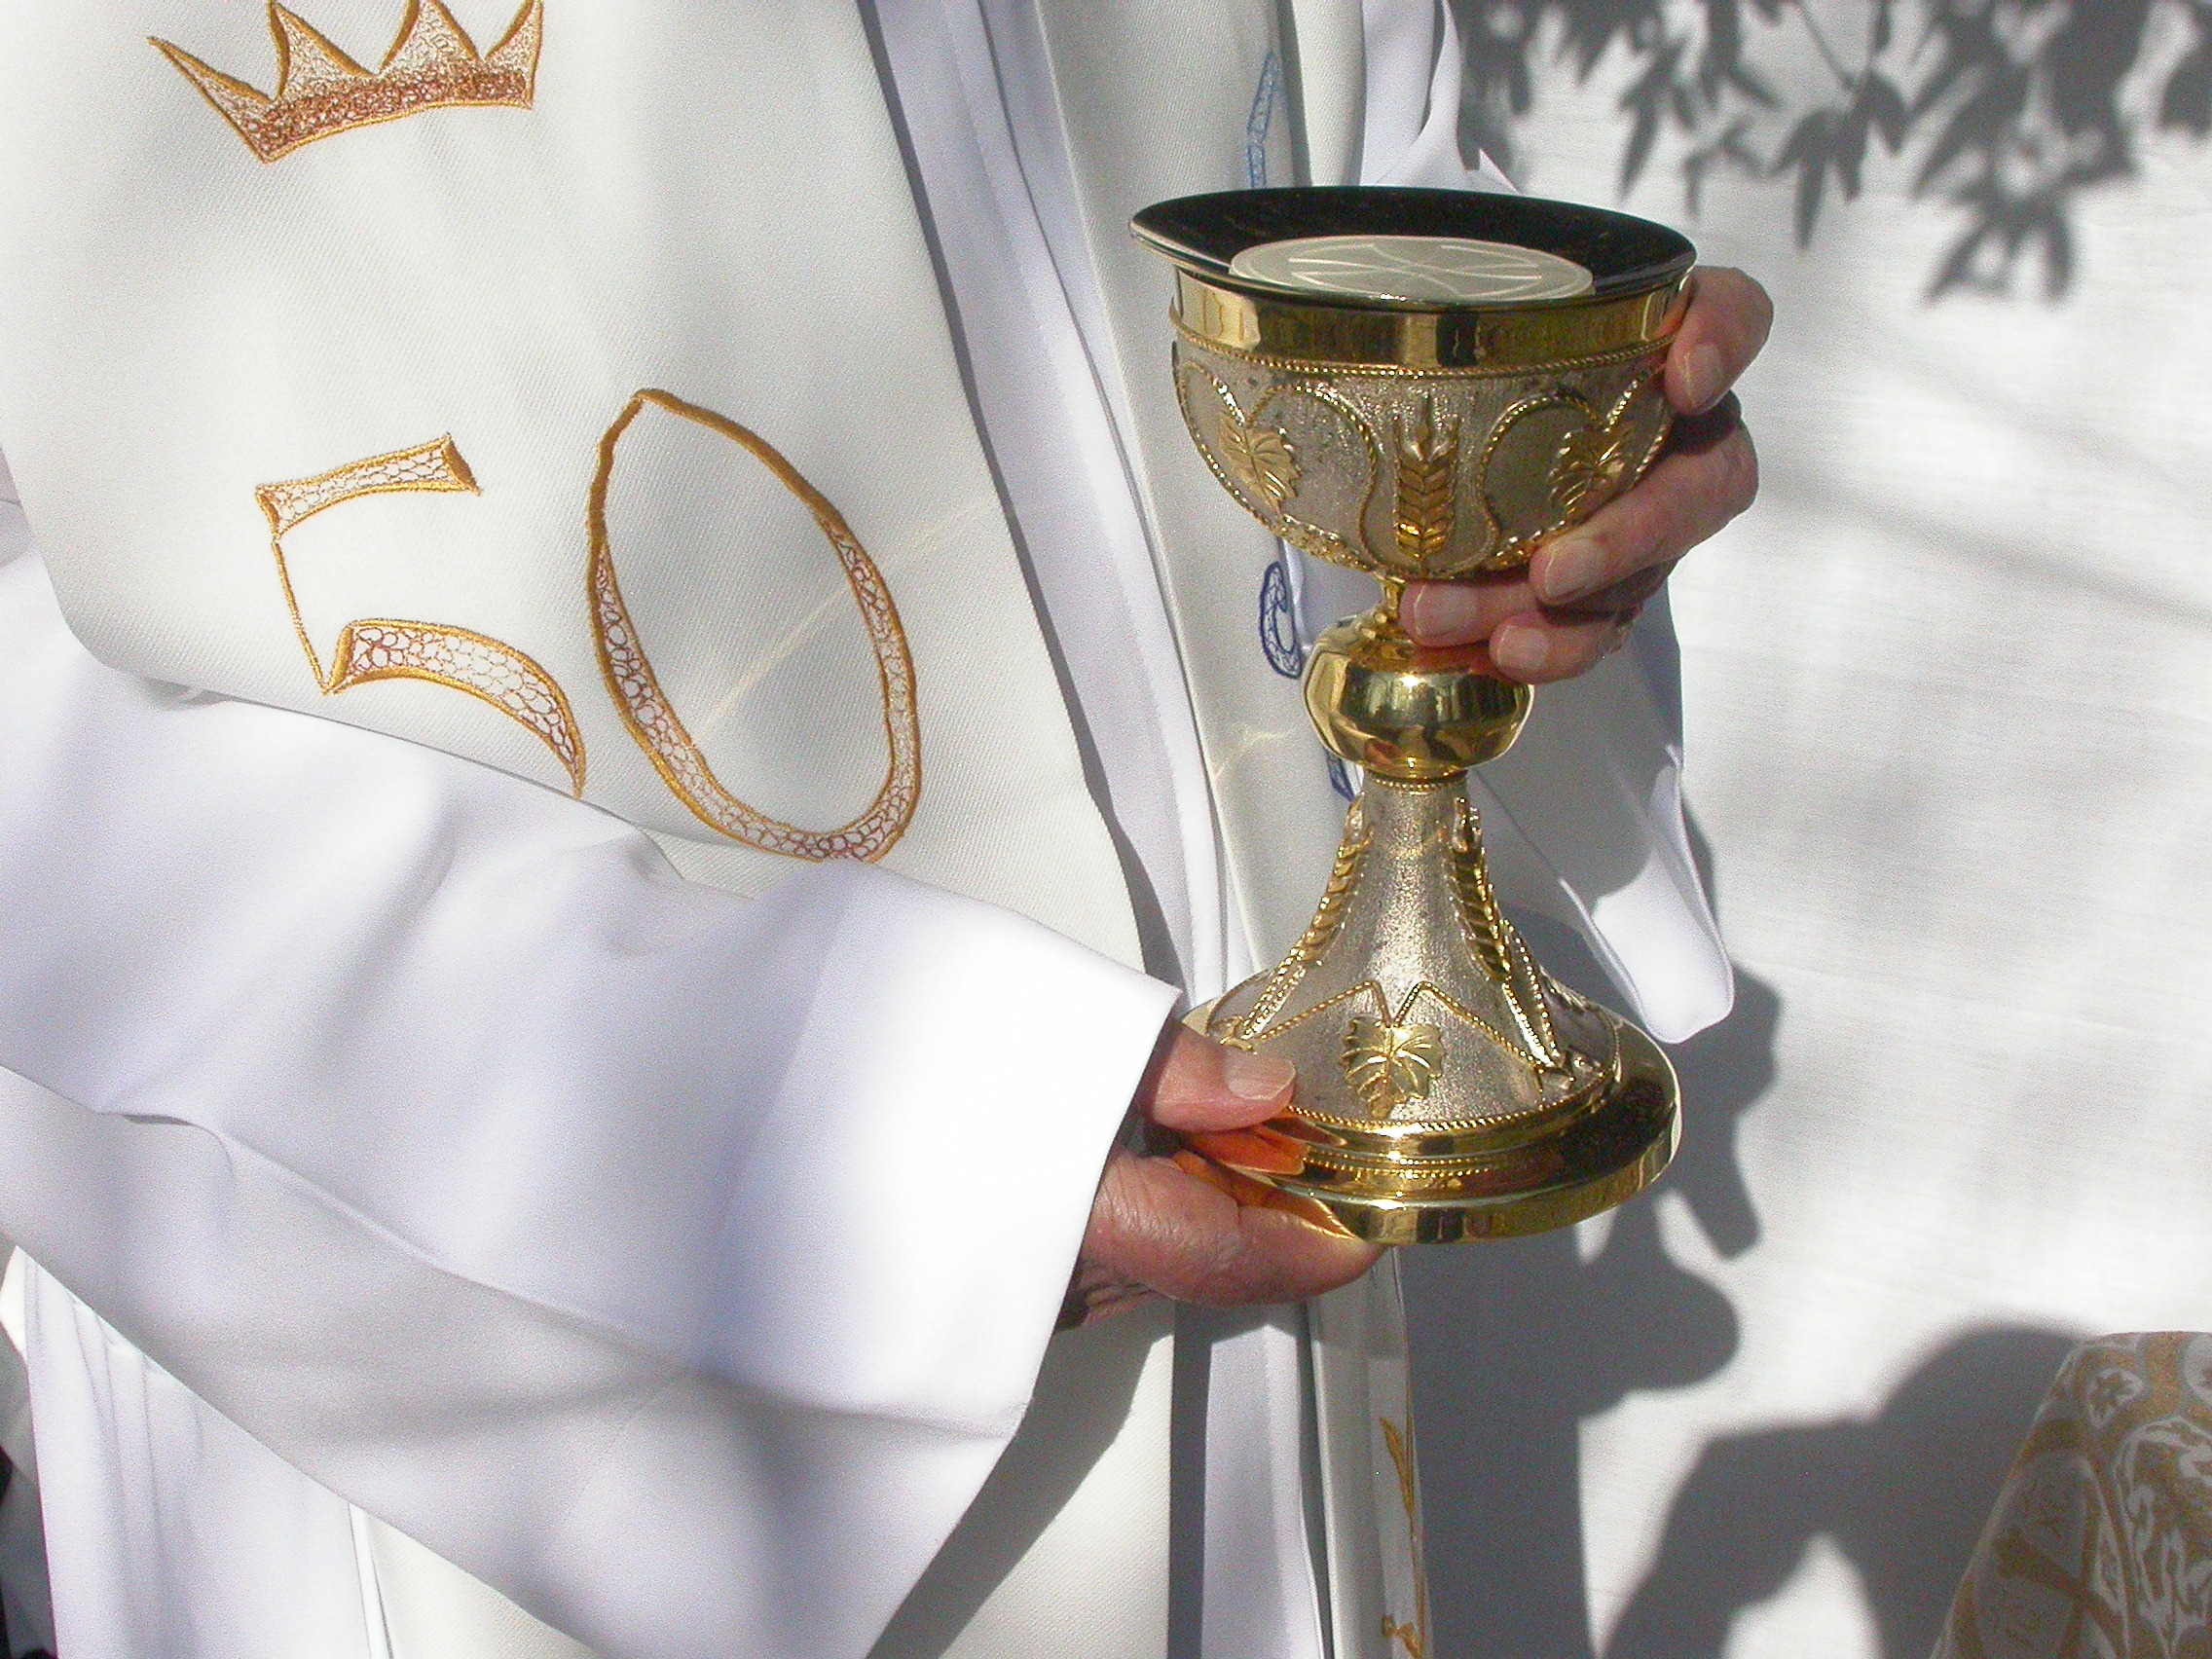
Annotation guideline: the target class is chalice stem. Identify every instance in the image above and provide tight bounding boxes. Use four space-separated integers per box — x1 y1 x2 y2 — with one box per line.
1187 596 1678 1242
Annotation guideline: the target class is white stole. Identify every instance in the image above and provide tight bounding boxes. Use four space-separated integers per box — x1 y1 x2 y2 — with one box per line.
0 0 1139 969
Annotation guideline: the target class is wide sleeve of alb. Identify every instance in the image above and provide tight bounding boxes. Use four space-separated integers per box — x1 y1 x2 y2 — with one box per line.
0 509 1175 1659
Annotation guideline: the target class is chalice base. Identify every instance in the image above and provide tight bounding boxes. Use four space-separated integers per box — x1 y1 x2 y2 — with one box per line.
1185 1008 1678 1243
1182 774 1680 1244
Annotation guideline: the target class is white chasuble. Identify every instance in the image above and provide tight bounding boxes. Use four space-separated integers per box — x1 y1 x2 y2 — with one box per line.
0 3 1179 1658
0 3 1727 1658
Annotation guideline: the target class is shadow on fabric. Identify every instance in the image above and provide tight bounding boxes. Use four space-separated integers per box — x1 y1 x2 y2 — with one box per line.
1449 0 2207 302
0 1451 53 1659
869 1311 1160 1659
1604 1325 2077 1659
1405 905 2074 1658
1403 905 1777 1659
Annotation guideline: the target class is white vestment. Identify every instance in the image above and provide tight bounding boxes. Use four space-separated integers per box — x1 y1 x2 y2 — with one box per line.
0 2 1729 1656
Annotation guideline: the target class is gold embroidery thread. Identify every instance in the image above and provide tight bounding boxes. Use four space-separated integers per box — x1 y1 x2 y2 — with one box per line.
1380 1416 1432 1659
258 436 586 794
155 0 543 165
588 389 921 863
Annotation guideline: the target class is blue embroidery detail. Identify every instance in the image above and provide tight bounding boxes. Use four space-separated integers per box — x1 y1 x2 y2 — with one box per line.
1245 50 1279 190
1259 555 1304 678
1328 756 1357 801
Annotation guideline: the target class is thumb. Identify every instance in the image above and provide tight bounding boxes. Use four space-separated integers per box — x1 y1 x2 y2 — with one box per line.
1136 1024 1296 1134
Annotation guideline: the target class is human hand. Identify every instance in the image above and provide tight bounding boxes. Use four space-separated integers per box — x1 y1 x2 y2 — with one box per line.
1066 1025 1379 1325
1399 266 1771 682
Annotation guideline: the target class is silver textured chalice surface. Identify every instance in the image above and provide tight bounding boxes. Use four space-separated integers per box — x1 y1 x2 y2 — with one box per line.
1132 188 1694 1243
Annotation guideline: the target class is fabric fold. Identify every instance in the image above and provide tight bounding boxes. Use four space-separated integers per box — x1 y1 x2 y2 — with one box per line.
0 542 1176 1659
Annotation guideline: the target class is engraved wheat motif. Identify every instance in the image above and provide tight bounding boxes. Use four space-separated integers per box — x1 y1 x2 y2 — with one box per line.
1291 802 1371 966
1453 800 1571 1068
1394 394 1459 571
1235 804 1371 1045
1451 799 1515 983
1506 924 1568 1070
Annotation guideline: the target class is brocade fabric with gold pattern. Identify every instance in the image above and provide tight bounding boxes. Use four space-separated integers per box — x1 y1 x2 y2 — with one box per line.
1937 1332 2212 1659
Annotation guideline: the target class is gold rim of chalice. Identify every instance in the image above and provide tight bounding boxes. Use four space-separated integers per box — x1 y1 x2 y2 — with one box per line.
1133 186 1695 372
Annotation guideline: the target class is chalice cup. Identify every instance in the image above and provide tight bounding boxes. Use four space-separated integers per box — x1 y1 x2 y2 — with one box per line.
1133 188 1694 1244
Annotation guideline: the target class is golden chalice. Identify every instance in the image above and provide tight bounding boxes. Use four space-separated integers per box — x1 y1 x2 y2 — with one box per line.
1132 188 1692 1243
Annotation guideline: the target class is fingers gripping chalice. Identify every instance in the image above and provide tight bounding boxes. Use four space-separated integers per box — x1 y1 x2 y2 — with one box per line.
1133 190 1694 1244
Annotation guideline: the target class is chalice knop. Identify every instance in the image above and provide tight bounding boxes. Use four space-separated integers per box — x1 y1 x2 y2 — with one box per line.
1133 188 1693 1243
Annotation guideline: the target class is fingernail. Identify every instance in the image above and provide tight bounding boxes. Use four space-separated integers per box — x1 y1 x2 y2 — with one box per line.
1535 537 1601 605
1400 582 1470 644
1400 583 1434 637
1492 624 1550 681
1221 1047 1296 1103
1679 341 1726 414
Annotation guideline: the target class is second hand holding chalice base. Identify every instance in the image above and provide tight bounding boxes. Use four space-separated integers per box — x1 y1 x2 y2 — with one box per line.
1131 189 1693 1244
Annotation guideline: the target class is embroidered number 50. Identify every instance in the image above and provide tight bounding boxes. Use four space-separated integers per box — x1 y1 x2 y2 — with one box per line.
261 396 921 861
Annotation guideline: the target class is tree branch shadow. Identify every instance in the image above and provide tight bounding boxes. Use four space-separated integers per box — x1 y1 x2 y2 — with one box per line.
1451 0 2211 299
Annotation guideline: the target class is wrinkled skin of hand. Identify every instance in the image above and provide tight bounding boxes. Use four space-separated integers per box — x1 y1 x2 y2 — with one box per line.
1400 266 1771 681
1075 269 1773 1320
1069 1026 1379 1324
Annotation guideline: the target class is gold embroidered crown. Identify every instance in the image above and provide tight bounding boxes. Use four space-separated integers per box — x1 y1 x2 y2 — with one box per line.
155 1 543 164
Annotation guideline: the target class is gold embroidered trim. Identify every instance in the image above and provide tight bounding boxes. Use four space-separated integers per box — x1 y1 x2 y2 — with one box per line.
1380 1416 1432 1659
257 435 479 546
588 389 921 863
259 435 586 794
155 0 542 165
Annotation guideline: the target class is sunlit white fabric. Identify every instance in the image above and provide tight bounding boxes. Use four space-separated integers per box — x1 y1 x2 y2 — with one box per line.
0 1248 53 1659
19 1269 389 1659
0 526 1173 1659
0 2 1142 972
0 2 1729 1657
874 0 1221 990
